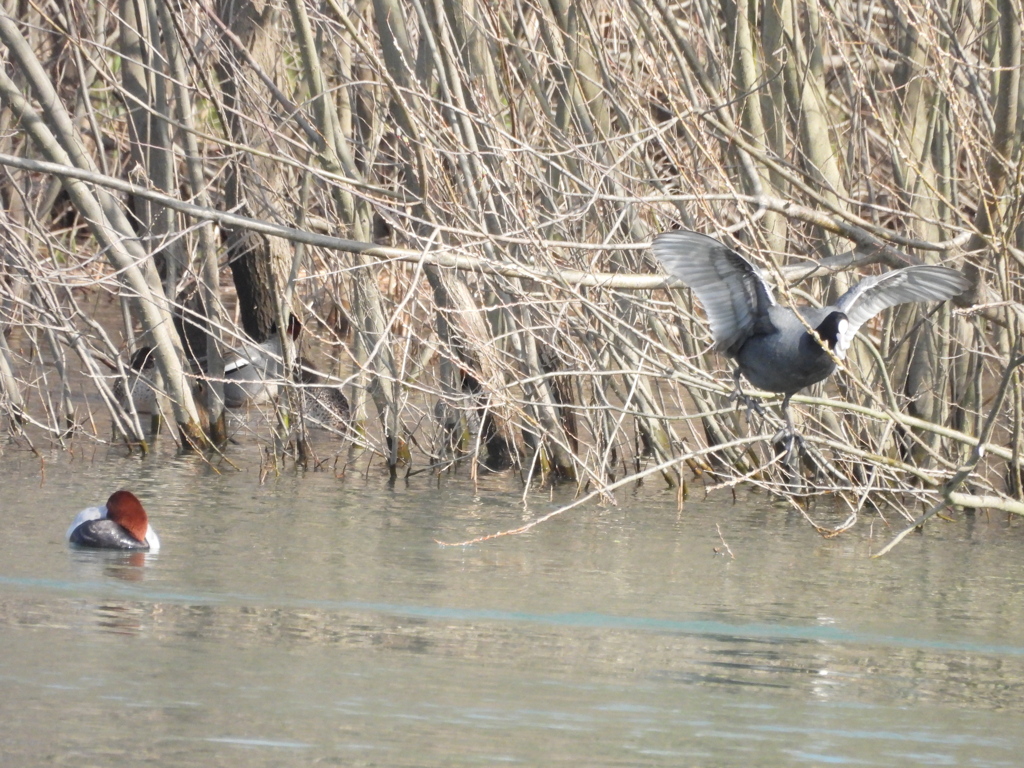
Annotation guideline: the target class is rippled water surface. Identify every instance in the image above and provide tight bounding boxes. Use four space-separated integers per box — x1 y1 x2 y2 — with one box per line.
2 443 1024 766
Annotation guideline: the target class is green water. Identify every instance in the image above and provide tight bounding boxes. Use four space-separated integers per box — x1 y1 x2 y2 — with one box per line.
1 443 1023 766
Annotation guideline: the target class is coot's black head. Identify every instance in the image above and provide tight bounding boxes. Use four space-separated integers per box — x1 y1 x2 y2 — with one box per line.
268 315 304 341
128 346 155 372
814 311 848 351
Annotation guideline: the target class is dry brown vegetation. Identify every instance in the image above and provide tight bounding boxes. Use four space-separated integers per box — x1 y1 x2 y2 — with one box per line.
1 0 1023 541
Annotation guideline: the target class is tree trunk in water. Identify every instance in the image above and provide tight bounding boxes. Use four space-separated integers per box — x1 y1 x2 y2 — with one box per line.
214 0 293 343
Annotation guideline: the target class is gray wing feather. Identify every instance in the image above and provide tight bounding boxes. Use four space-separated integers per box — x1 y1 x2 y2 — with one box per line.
652 231 776 354
833 265 969 358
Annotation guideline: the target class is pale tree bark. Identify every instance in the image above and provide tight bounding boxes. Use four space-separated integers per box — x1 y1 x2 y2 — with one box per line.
888 5 953 456
369 0 526 471
775 0 850 242
724 0 787 252
119 0 183 297
288 0 405 470
213 0 294 342
0 12 203 444
961 0 1020 297
158 0 229 443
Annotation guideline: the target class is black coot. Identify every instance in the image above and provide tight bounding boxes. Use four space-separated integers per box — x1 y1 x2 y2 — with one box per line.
652 230 970 446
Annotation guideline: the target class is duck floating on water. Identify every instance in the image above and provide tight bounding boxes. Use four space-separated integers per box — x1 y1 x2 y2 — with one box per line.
295 364 351 431
66 490 160 551
224 317 302 408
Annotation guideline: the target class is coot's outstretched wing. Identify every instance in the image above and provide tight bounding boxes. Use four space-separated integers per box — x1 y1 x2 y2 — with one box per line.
653 230 776 355
833 265 970 358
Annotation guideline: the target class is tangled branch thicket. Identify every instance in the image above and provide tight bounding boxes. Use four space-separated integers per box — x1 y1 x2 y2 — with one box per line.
1 0 1023 532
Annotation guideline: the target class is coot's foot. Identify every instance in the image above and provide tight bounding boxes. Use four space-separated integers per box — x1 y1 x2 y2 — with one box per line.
771 426 805 464
727 388 766 420
774 394 804 466
728 369 765 423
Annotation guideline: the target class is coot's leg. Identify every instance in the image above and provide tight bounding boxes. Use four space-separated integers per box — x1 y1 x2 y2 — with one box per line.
773 393 805 462
728 368 765 420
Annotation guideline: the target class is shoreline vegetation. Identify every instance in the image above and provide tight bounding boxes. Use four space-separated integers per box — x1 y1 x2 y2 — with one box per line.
1 1 1022 549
